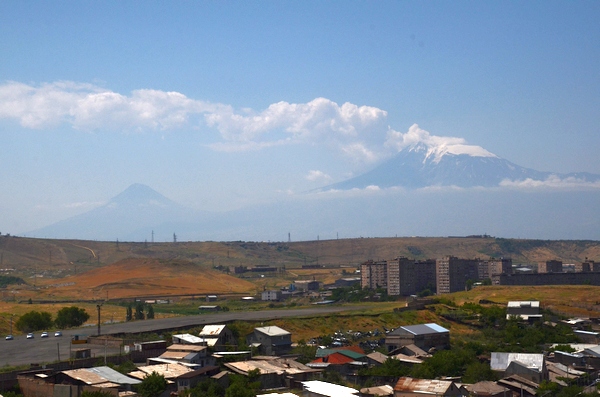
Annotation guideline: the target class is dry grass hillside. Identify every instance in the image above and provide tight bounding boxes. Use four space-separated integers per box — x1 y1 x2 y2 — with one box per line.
26 258 257 301
1 235 599 305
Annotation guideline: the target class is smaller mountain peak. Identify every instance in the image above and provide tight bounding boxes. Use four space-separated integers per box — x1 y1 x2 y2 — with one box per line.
110 184 174 206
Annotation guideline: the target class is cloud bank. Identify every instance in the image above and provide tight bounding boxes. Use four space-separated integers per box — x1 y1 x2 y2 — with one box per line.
0 81 388 163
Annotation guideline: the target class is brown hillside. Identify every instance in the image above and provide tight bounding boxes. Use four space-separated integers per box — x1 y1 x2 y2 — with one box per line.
35 258 256 300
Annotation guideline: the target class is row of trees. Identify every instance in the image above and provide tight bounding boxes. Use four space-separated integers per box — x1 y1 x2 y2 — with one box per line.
126 302 155 321
16 306 90 332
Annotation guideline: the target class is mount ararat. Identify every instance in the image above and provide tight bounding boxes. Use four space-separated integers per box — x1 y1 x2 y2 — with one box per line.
27 137 600 242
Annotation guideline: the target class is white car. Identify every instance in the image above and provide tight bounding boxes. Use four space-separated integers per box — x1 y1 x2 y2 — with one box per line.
5 334 13 340
26 333 34 339
54 331 62 337
41 331 49 338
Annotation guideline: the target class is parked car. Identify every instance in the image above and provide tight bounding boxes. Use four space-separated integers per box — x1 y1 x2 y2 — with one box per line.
5 334 13 340
41 331 49 338
54 331 62 337
26 333 34 339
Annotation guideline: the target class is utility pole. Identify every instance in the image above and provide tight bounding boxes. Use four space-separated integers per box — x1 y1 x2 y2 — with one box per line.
97 303 103 336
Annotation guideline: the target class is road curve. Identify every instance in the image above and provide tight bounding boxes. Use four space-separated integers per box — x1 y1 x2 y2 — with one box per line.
1 305 368 367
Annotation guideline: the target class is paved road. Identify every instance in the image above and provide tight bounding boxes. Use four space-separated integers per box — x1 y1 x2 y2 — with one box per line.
1 305 367 367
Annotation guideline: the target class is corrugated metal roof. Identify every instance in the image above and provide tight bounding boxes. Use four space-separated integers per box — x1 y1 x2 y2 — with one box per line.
199 324 227 336
302 380 360 397
507 301 539 308
63 366 141 385
168 343 206 352
131 363 193 379
401 323 449 336
490 352 544 371
393 377 453 394
255 325 290 336
173 333 206 344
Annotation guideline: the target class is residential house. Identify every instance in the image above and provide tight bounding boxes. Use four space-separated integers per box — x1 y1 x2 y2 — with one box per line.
173 366 220 393
393 377 466 397
506 301 541 321
58 366 141 393
464 381 510 397
198 324 237 350
246 325 292 356
490 352 547 383
149 344 214 368
262 290 283 301
224 357 320 390
385 323 449 353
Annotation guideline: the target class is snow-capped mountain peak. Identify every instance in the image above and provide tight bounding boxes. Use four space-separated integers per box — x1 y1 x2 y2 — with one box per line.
424 143 498 164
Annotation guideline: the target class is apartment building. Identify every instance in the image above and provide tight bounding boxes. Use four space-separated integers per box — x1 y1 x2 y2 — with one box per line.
360 260 388 290
436 256 480 294
538 260 563 273
478 258 512 280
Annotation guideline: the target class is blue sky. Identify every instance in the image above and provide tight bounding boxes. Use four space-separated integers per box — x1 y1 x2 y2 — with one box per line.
1 1 599 235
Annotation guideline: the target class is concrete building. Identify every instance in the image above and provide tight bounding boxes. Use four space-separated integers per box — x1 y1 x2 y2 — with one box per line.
361 260 388 290
436 256 480 294
262 290 283 301
479 258 512 282
506 301 541 321
294 280 320 292
247 325 292 356
198 324 237 350
538 260 563 273
490 352 547 383
385 323 450 353
387 257 436 296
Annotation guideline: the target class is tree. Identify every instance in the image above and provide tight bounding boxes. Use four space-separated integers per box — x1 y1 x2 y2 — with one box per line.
55 306 90 329
135 302 145 320
147 304 155 319
136 372 167 397
126 304 133 321
15 311 53 332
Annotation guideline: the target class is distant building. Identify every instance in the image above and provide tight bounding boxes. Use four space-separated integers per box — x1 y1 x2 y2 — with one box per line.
538 260 563 273
436 256 479 294
294 280 319 292
247 325 292 356
334 277 361 288
491 352 547 383
361 260 388 290
506 301 541 321
385 323 450 353
198 325 237 350
479 258 512 282
262 290 283 301
387 257 436 296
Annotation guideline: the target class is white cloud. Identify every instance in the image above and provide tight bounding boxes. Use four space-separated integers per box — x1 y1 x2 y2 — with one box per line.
305 170 332 182
500 175 600 189
0 81 388 163
385 123 497 162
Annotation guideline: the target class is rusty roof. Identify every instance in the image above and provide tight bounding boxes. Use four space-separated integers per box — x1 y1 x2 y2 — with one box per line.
393 377 453 394
130 363 193 380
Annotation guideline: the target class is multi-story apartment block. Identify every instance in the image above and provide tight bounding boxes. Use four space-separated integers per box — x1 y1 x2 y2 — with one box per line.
436 256 480 294
479 258 512 284
386 257 436 296
360 260 388 290
538 260 563 273
575 259 599 272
